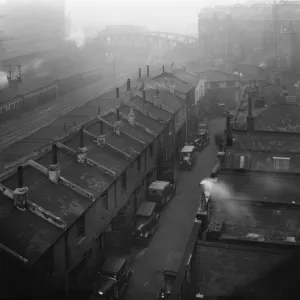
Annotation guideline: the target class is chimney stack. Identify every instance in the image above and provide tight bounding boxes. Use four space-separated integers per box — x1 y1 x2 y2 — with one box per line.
77 127 88 164
127 79 131 91
79 126 84 148
226 115 233 147
49 143 60 183
147 65 150 77
52 143 58 165
247 92 255 132
143 90 148 116
143 90 146 102
13 166 28 211
162 65 165 73
17 166 23 188
116 108 120 121
100 120 104 135
138 68 142 79
97 120 106 147
116 87 120 98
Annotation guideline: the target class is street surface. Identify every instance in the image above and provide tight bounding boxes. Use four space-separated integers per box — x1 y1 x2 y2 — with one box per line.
122 117 225 300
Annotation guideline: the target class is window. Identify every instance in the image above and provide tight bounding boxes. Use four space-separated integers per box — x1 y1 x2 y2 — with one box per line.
137 156 141 172
273 157 290 171
226 81 235 87
149 143 153 157
121 172 127 189
240 155 245 168
210 82 219 89
101 192 108 210
234 154 251 169
77 215 85 240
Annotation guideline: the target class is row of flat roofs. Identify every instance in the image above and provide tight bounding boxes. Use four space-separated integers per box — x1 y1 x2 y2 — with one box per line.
0 91 179 267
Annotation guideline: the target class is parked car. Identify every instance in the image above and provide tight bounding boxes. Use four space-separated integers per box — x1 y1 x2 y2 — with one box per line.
147 181 176 209
179 145 196 170
132 202 160 245
157 251 183 299
90 255 132 300
193 122 210 151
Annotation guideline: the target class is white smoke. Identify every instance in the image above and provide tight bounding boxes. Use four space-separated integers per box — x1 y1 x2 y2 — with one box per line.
201 177 254 222
65 28 85 48
0 70 8 88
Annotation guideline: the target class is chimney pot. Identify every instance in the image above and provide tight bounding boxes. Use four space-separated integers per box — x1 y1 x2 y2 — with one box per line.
17 166 23 188
116 87 120 98
127 79 131 91
52 144 58 165
162 65 165 73
116 108 120 121
138 68 142 79
147 65 150 77
79 126 84 148
143 90 146 101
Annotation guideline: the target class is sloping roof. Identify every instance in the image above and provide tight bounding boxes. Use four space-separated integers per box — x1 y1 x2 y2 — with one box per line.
151 72 193 94
204 69 240 83
0 105 163 266
171 69 199 85
145 88 185 113
131 95 172 124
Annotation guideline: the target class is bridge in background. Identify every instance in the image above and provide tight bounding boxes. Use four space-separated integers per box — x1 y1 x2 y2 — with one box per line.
97 26 198 49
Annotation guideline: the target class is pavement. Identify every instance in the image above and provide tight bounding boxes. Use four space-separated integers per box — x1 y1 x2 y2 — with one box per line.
121 117 226 300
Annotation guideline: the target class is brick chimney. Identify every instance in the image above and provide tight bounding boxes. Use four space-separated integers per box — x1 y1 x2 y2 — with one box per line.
247 92 255 132
127 78 131 91
128 107 135 126
114 108 121 135
147 65 150 77
162 65 165 73
116 87 120 98
226 115 233 147
97 120 106 147
138 68 142 79
143 90 148 116
153 88 160 107
77 127 88 163
13 166 28 211
49 143 60 183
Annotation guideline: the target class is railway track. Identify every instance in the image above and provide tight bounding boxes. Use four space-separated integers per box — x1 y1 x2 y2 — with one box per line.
0 64 162 155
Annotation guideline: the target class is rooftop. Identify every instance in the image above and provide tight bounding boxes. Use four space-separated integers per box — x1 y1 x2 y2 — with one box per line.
151 72 193 94
209 203 300 244
196 241 299 298
0 104 165 266
216 169 300 206
171 69 199 85
202 69 240 83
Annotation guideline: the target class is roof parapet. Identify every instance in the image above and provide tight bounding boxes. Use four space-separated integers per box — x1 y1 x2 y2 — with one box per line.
0 242 28 264
0 180 67 229
56 142 116 177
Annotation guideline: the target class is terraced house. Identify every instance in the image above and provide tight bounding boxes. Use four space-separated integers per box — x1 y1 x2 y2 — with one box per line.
0 84 177 298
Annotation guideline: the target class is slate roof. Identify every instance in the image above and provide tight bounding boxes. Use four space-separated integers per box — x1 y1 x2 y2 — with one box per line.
203 69 240 83
171 69 199 85
151 72 193 94
0 104 165 266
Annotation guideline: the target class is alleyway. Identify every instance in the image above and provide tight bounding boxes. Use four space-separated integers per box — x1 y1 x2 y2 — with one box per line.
122 117 225 300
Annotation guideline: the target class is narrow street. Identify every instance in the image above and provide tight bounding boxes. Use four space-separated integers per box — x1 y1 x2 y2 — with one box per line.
122 117 225 300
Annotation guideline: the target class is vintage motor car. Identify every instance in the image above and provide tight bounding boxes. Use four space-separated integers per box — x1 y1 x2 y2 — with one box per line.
193 123 210 150
132 201 160 245
179 145 196 170
157 251 183 299
147 181 176 209
90 255 132 300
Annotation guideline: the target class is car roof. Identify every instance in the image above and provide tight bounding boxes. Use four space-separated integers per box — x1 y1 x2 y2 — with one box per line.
164 251 184 273
136 201 156 216
181 145 195 153
148 180 170 190
102 255 126 274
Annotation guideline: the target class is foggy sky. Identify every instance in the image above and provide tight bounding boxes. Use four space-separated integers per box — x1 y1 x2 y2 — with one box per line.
66 0 247 35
